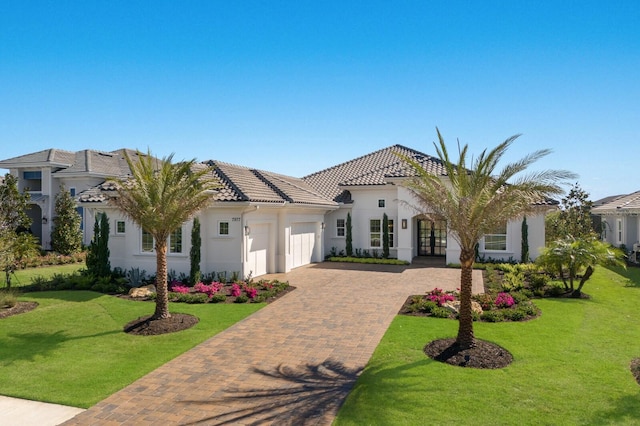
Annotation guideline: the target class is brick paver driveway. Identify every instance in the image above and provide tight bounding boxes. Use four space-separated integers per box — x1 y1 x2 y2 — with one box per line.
64 259 483 425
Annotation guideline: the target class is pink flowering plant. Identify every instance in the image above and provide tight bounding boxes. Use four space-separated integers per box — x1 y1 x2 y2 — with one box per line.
170 282 191 294
425 287 457 306
245 286 258 299
230 283 242 297
494 292 515 308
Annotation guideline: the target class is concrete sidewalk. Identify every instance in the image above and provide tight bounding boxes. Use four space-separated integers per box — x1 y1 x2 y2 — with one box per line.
0 395 84 426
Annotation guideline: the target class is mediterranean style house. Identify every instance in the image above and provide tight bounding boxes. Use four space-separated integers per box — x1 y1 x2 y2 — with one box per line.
0 145 553 278
592 191 640 252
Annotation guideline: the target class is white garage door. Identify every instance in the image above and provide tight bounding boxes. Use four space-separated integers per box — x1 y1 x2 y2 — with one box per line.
291 222 317 269
247 223 270 277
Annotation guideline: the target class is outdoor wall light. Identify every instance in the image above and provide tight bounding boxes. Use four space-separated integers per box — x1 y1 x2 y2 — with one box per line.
244 225 251 236
42 216 48 225
321 222 325 230
401 219 407 229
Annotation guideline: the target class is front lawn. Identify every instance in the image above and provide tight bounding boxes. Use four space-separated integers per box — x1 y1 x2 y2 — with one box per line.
0 264 83 288
335 267 640 425
0 291 261 408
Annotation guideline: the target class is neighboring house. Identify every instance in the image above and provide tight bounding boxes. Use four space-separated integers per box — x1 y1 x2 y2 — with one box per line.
1 144 553 278
0 148 144 249
592 191 640 251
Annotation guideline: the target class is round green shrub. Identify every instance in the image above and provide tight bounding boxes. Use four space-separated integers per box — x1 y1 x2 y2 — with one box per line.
210 293 227 303
481 310 504 322
431 307 451 318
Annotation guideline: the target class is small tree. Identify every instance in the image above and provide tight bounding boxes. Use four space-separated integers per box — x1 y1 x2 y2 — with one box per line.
86 212 111 277
0 174 38 287
345 212 353 256
190 217 201 285
51 185 83 255
382 213 390 258
521 217 529 263
546 182 596 242
537 236 625 297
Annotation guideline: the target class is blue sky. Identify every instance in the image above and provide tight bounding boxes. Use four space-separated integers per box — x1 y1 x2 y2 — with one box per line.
1 1 638 201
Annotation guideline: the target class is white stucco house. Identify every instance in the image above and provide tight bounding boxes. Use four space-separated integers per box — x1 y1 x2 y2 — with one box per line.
592 191 640 252
0 145 554 278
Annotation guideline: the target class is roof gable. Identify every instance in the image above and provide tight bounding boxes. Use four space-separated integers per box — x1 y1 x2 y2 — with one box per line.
592 190 640 214
302 144 446 202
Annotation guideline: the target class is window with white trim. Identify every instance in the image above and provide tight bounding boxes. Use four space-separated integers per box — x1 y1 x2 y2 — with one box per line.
169 228 182 253
219 221 229 236
617 219 623 244
484 223 507 251
378 199 385 208
142 229 154 252
116 220 126 234
370 219 381 247
336 218 345 237
141 228 183 253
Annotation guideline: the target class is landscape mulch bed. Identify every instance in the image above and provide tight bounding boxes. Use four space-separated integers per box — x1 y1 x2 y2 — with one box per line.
124 313 199 335
0 301 38 319
424 338 513 369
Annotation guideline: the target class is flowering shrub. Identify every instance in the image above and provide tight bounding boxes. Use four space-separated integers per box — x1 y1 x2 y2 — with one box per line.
170 282 191 294
245 286 258 299
194 282 224 298
230 283 242 297
426 288 456 306
495 292 515 308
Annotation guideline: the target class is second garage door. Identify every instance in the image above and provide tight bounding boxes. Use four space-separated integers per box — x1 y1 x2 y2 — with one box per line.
291 222 317 269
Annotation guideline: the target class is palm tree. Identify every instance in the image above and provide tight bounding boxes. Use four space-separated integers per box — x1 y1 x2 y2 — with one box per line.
403 129 575 348
110 151 218 319
537 236 625 297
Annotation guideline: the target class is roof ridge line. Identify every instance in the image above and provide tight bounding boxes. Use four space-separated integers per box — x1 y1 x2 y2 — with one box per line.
262 170 331 199
206 161 249 201
251 169 293 203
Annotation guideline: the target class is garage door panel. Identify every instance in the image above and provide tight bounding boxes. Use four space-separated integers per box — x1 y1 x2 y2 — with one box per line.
247 224 269 277
291 223 316 269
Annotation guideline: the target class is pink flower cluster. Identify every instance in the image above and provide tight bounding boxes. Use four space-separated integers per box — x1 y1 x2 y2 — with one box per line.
245 287 258 299
426 287 456 306
170 282 191 294
495 292 515 308
194 282 224 298
230 283 242 297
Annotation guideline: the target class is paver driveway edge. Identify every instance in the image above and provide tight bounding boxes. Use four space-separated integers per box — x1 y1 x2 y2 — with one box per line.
63 262 482 425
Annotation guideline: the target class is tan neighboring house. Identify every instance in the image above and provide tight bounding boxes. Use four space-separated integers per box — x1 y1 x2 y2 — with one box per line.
1 144 553 278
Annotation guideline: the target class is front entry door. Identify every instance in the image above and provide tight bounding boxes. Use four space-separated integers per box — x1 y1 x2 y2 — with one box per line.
418 219 447 256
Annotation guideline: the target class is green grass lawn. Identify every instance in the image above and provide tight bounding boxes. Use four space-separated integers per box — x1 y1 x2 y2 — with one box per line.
0 290 262 408
335 267 640 425
0 263 84 288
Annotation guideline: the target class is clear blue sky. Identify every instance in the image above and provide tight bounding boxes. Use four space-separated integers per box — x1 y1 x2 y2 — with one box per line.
1 1 638 201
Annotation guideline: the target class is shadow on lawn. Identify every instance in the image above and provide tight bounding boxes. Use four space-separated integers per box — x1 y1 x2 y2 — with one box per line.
179 358 431 425
0 329 120 366
590 393 640 424
20 290 104 302
179 359 363 425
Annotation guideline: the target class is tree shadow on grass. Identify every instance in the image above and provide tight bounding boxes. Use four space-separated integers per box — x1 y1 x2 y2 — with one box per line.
0 329 121 366
180 359 363 425
22 290 104 302
589 393 640 424
179 358 431 426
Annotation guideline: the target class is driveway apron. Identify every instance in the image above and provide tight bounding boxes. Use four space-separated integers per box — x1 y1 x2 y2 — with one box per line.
63 261 483 425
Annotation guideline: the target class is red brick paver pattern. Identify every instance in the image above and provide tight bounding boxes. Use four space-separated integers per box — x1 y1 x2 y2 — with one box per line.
63 260 483 425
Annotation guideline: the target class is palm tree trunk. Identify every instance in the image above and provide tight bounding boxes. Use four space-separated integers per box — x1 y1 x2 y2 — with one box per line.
153 240 171 319
456 248 476 349
573 265 594 297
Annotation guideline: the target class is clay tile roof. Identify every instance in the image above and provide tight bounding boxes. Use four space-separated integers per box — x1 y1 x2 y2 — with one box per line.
302 144 446 202
206 161 337 206
592 190 640 214
0 148 76 168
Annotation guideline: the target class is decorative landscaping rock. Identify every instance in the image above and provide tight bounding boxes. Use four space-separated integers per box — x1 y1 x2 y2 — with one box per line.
443 300 483 315
128 285 156 298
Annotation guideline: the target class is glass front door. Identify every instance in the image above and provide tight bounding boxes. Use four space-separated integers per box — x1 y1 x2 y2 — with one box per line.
418 219 447 256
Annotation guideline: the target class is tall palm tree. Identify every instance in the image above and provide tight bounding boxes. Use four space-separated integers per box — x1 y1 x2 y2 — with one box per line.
110 151 218 319
403 129 575 348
